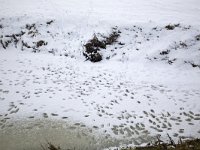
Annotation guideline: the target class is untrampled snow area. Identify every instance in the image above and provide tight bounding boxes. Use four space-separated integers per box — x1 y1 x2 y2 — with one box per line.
0 0 200 149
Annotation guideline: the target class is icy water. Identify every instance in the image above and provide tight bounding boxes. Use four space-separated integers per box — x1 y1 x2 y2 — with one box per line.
0 119 123 150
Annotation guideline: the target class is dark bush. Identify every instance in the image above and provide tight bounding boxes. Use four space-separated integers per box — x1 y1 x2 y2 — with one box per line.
83 35 104 62
87 35 106 49
165 24 179 30
36 40 48 48
165 25 175 30
196 34 200 41
83 29 121 62
90 52 102 62
160 49 170 55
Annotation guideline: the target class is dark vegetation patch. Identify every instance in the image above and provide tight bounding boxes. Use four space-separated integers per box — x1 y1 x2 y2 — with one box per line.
196 35 200 41
26 23 36 30
167 58 177 65
46 20 54 26
83 34 104 62
83 29 121 62
179 41 187 48
165 24 180 30
169 41 188 51
0 31 25 49
105 30 120 45
0 38 12 49
21 40 48 52
26 23 39 37
0 22 48 52
165 23 191 31
160 49 170 55
147 56 177 65
147 37 199 67
35 40 48 48
147 47 176 65
22 40 31 49
184 61 200 68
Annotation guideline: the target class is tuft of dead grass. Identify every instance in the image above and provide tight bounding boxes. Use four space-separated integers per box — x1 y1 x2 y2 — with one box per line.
121 135 200 150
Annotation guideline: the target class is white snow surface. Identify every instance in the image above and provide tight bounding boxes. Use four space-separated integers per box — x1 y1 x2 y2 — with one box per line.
0 0 200 148
1 0 200 25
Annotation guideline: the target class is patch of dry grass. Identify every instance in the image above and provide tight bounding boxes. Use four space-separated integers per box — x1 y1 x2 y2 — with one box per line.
121 135 200 150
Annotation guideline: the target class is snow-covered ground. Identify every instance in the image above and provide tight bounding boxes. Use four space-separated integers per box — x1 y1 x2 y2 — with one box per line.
0 0 200 149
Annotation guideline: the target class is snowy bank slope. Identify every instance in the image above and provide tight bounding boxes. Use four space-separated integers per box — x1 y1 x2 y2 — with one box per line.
0 0 200 149
1 0 200 64
1 17 200 67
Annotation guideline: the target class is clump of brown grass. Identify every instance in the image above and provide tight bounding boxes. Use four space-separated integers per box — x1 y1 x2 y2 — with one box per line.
121 134 200 150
